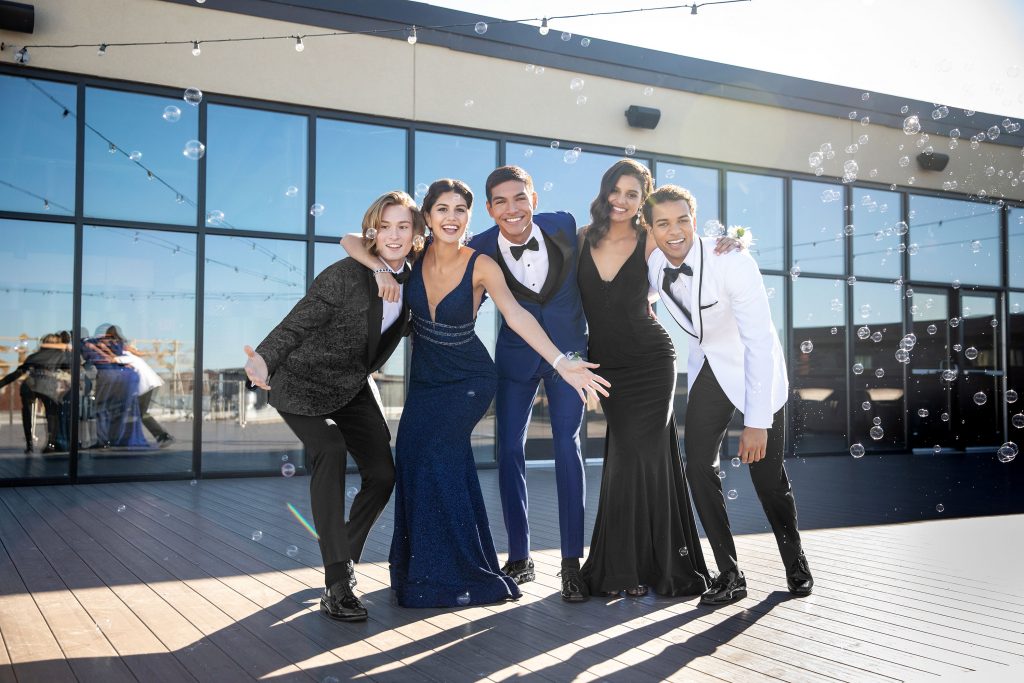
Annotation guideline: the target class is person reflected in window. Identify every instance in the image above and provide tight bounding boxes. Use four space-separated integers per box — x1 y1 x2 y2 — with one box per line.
116 341 175 448
0 332 72 453
82 324 148 448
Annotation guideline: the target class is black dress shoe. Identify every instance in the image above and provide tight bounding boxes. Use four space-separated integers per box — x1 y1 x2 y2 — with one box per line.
558 566 589 602
156 434 176 449
501 558 535 585
700 569 747 606
321 580 367 622
786 553 814 596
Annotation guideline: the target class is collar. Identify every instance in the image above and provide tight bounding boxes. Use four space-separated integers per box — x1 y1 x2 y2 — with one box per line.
497 223 545 254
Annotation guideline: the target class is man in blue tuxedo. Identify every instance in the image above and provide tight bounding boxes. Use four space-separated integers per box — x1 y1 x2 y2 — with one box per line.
469 166 590 602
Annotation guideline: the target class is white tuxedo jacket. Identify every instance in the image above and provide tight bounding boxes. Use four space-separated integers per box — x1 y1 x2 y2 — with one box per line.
647 235 788 428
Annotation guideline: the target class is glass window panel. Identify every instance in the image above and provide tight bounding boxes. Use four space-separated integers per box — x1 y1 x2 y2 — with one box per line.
909 195 1001 287
315 119 406 236
655 163 719 233
202 235 305 473
792 180 844 275
84 87 198 225
1010 208 1024 289
505 143 642 228
727 172 783 271
207 104 307 233
0 76 76 216
314 241 347 278
851 281 905 451
1009 293 1024 425
414 132 496 216
791 277 847 454
764 275 786 350
79 226 196 477
0 220 74 480
852 188 903 279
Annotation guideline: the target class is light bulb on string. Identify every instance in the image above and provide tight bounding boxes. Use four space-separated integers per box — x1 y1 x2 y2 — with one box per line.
191 41 201 56
691 4 698 14
539 18 549 35
407 26 417 45
97 43 107 56
294 36 304 52
15 47 28 64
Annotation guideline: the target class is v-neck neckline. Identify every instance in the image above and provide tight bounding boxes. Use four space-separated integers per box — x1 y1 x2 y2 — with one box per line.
591 232 641 284
424 251 474 323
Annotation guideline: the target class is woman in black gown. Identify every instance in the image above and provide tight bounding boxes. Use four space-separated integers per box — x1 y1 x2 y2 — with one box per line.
578 159 711 597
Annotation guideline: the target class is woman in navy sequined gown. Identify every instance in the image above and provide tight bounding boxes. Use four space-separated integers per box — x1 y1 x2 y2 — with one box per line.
342 179 609 608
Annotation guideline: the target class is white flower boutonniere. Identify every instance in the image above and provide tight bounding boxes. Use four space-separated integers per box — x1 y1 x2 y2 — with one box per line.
727 225 754 249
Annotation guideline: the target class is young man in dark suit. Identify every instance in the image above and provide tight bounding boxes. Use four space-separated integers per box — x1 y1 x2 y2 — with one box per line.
244 191 424 621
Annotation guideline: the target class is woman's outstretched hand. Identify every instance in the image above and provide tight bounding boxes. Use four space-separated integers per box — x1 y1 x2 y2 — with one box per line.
243 345 271 390
556 358 611 403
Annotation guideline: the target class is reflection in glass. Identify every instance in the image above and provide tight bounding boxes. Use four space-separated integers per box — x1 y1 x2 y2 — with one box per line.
84 87 198 225
316 119 406 236
956 293 1001 449
79 226 196 477
1010 208 1024 289
791 277 847 454
727 172 783 271
207 104 307 233
1009 293 1024 431
851 281 905 451
908 290 954 450
202 235 305 473
314 241 348 278
0 220 74 480
764 274 786 350
852 188 902 279
505 143 639 228
414 132 496 210
655 163 719 233
0 76 77 216
909 196 1001 286
791 180 844 275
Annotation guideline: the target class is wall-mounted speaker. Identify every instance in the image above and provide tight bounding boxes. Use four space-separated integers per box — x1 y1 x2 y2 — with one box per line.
916 152 950 172
625 105 661 130
0 1 34 33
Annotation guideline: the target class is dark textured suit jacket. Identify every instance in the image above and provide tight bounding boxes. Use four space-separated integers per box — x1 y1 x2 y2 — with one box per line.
255 257 409 417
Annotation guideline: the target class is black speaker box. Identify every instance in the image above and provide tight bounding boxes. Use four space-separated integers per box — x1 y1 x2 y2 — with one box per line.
916 152 950 172
0 1 34 33
624 105 661 130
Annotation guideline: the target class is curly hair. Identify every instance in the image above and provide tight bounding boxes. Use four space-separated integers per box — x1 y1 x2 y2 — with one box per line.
586 159 653 247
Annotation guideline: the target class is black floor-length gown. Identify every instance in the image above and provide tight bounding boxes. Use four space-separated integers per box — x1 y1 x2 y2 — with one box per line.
578 231 710 596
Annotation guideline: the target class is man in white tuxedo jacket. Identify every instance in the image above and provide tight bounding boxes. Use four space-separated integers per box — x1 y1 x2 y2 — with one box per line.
643 185 813 605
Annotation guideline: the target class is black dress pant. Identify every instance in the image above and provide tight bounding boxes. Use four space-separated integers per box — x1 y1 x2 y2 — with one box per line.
279 383 395 571
137 388 169 440
683 360 803 574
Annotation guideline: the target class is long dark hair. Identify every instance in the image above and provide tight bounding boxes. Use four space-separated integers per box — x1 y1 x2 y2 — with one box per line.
586 159 653 247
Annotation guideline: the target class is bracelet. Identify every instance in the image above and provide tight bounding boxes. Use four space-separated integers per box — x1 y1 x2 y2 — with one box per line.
372 267 392 275
551 355 564 370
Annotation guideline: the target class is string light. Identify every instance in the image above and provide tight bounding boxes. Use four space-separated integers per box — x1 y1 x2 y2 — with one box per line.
191 41 201 56
294 36 304 52
692 4 699 13
538 18 549 36
407 26 417 45
15 47 28 64
97 43 107 56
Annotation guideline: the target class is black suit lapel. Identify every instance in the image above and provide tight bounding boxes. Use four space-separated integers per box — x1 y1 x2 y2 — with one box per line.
365 271 383 366
538 228 569 302
494 243 545 304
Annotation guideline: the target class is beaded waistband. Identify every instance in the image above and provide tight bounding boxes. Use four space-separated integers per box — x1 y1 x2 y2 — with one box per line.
412 313 476 346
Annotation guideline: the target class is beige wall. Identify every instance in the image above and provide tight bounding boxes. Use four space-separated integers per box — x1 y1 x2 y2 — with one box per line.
4 0 1021 200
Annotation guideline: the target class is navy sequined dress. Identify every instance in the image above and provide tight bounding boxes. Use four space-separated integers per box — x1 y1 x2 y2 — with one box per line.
389 248 521 607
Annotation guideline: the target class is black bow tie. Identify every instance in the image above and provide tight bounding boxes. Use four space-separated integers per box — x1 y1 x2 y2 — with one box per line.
509 237 540 261
663 262 693 284
392 269 411 285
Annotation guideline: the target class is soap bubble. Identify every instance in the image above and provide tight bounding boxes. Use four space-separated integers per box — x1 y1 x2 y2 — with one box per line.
850 443 865 458
570 77 585 91
456 591 472 605
964 347 979 360
800 340 813 353
117 504 126 513
731 457 741 468
474 21 488 34
576 95 588 106
903 115 921 135
625 145 637 156
869 426 884 440
285 185 299 197
1011 413 1024 428
997 442 1018 463
129 150 143 162
941 412 950 421
790 265 802 280
895 349 910 364
183 139 206 160
861 401 871 410
678 546 689 556
949 317 960 328
942 369 957 382
281 463 295 477
874 368 885 378
550 140 560 149
310 203 325 217
933 445 942 454
251 530 263 541
853 363 864 375
1007 390 1018 404
580 37 591 47
162 105 181 122
872 417 882 426
726 489 738 500
183 87 203 106
871 332 883 343
973 392 987 406
917 408 929 418
346 486 358 500
935 503 945 513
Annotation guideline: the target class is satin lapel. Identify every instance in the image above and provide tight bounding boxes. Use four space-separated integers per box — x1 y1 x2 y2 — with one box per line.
691 237 705 344
538 226 569 302
365 270 383 366
495 242 544 304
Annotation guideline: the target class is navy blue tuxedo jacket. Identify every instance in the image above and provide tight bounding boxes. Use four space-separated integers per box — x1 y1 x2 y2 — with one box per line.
469 212 588 380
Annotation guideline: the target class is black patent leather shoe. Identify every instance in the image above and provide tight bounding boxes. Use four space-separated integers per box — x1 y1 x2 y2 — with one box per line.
786 553 814 596
501 558 535 585
700 569 747 606
558 567 589 602
321 580 368 622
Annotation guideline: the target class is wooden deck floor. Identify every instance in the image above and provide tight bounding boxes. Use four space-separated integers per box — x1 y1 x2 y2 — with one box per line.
1 459 1023 682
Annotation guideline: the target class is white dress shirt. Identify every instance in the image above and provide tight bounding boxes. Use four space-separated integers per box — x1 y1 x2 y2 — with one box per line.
665 247 698 319
381 271 404 333
498 224 549 293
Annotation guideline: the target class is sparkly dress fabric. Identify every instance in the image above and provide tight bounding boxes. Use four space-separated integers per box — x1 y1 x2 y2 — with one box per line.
577 232 711 596
389 248 521 607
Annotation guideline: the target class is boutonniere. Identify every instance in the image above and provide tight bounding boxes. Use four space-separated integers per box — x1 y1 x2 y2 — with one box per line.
727 225 754 249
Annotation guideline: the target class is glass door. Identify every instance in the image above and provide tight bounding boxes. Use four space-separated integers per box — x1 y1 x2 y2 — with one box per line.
957 292 1003 449
908 289 954 450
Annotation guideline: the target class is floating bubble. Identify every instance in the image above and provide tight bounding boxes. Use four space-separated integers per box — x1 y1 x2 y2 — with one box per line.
456 591 472 605
284 185 299 198
576 95 588 106
726 489 738 500
861 401 871 410
874 368 885 378
251 530 263 541
162 105 181 122
872 417 882 426
847 276 857 286
990 319 999 328
730 457 741 469
560 31 572 41
563 148 580 164
831 326 838 335
808 151 823 168
953 343 962 352
643 86 654 96
941 369 957 382
896 349 911 364
190 479 198 486
848 111 857 120
850 443 865 458
949 317 960 328
678 546 689 556
908 243 919 256
183 139 205 160
129 150 143 162
800 340 813 354
790 265 801 280
286 545 299 558
580 37 591 47
463 99 474 108
973 391 987 406
970 240 982 253
903 115 921 135
898 156 910 167
1007 390 1018 404
997 442 1018 463
310 203 325 217
900 105 909 114
570 77 585 91
183 87 203 106
543 181 554 192
935 503 945 513
933 445 942 454
932 105 949 120
117 504 126 513
346 486 358 500
1012 413 1024 428
206 209 225 225
987 125 1000 140
717 471 726 480
869 425 884 440
917 408 929 418
474 21 488 34
624 145 636 156
871 332 883 343
853 363 864 375
894 221 909 236
964 346 979 360
550 140 560 149
281 462 295 477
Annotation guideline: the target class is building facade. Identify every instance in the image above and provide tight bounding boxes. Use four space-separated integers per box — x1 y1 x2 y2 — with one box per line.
2 0 1022 484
